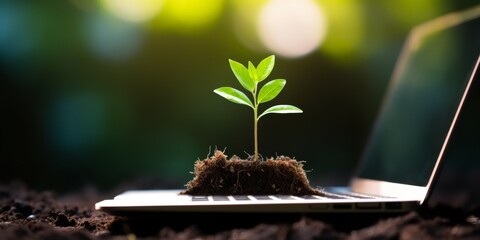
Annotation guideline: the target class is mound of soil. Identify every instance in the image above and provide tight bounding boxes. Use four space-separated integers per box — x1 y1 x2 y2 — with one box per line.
182 150 322 196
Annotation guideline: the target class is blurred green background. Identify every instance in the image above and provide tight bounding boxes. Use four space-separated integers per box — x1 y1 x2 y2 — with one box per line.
1 0 479 193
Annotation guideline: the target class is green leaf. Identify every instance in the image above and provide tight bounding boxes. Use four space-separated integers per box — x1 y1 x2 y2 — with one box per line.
229 59 255 92
256 55 275 82
257 79 286 103
258 105 302 119
248 61 257 82
214 87 254 108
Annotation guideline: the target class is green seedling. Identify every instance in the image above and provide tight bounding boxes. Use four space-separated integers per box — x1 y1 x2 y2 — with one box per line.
214 55 302 161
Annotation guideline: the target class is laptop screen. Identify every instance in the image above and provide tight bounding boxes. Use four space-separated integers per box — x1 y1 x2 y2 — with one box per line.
356 10 480 186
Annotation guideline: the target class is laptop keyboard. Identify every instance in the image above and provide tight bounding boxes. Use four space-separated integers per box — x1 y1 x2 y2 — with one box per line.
191 191 381 201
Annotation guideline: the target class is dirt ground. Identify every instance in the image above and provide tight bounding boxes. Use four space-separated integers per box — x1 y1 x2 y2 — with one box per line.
1 179 480 240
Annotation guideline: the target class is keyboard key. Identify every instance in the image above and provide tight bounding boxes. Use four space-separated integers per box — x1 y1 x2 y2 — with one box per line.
299 195 320 199
253 195 272 200
338 192 375 199
212 196 230 201
275 195 294 200
321 193 350 199
191 196 209 201
232 195 250 201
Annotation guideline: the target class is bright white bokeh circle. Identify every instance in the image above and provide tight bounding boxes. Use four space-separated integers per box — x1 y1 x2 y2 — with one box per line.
102 0 164 23
257 0 327 58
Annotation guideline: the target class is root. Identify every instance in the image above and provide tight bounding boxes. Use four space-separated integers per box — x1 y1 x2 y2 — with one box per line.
206 146 212 159
233 170 246 194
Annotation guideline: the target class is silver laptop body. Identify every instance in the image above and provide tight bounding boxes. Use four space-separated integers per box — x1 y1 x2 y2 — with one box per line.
96 6 480 214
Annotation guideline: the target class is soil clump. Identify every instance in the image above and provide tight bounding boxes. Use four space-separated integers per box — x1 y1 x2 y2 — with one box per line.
182 150 323 196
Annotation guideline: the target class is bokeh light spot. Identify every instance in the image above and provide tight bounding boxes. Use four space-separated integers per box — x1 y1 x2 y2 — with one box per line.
0 3 37 61
84 13 143 61
153 0 224 33
232 0 268 52
101 0 164 23
257 0 327 58
318 0 364 58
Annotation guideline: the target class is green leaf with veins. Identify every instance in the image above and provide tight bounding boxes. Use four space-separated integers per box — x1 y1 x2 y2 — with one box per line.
248 61 257 82
229 59 254 92
258 105 303 119
214 87 254 108
258 79 286 104
256 55 275 82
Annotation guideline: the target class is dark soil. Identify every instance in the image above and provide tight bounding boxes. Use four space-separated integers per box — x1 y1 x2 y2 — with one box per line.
182 150 322 196
1 181 480 239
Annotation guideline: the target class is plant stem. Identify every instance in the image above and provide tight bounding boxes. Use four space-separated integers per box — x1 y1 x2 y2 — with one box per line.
253 84 259 161
254 107 258 161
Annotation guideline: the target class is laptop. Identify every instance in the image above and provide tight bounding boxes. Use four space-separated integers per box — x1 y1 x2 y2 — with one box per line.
95 6 480 214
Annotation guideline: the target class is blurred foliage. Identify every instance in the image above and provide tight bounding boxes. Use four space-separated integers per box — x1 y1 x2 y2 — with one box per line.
0 0 478 192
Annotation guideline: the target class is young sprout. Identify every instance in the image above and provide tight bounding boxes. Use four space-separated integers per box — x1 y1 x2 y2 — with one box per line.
214 55 302 161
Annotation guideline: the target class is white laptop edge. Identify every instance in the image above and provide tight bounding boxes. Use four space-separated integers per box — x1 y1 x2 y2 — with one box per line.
94 189 419 213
